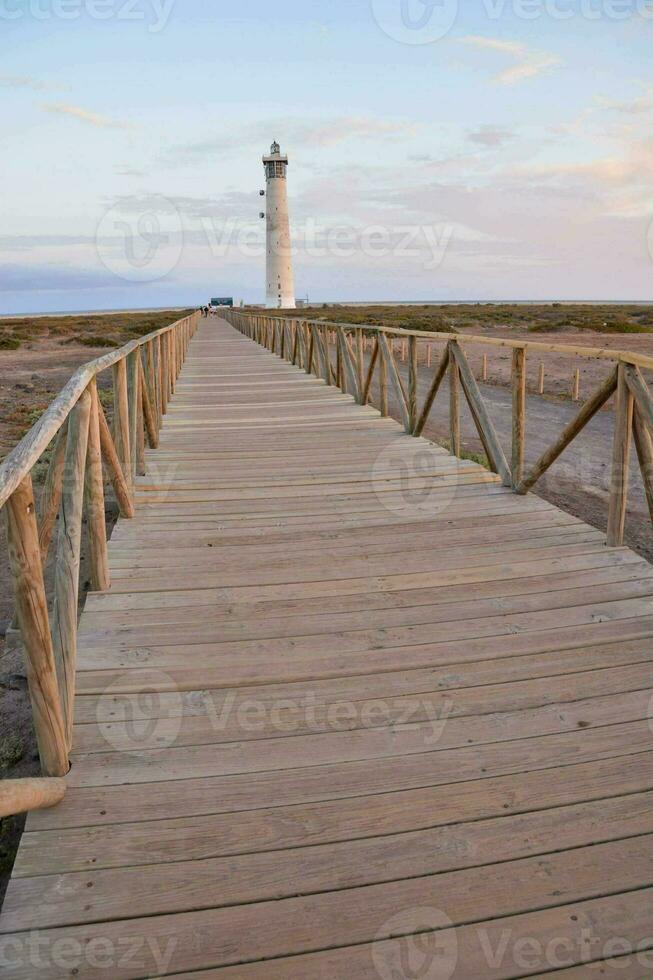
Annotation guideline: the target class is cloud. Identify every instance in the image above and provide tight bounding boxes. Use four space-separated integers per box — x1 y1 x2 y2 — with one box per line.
0 263 130 293
165 116 418 164
41 103 129 129
467 125 514 147
0 75 49 90
114 167 148 177
594 89 653 115
460 36 561 85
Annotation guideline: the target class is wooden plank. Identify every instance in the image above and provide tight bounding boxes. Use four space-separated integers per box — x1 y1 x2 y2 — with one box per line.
6 793 653 929
3 839 653 977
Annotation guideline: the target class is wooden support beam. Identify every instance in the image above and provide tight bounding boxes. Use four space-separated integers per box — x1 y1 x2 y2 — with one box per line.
336 328 360 401
378 333 410 431
512 347 527 489
414 347 450 438
633 407 653 525
97 399 134 519
321 326 333 386
51 389 92 746
0 778 66 819
5 476 69 776
139 356 158 449
517 367 618 495
450 342 511 485
37 419 68 561
607 363 634 547
362 339 379 405
624 364 653 434
85 382 110 592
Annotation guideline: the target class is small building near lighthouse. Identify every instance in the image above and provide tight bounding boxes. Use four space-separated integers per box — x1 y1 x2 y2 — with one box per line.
261 141 296 309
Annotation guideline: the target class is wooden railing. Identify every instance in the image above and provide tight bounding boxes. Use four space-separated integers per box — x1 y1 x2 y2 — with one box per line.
0 310 200 812
225 309 653 552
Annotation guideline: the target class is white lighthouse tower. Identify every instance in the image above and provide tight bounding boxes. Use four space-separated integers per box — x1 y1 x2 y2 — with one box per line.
262 141 296 309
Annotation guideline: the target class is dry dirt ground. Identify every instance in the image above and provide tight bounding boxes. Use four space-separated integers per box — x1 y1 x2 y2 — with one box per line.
0 310 192 902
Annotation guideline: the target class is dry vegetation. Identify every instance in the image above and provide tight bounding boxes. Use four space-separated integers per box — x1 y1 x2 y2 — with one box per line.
260 302 653 334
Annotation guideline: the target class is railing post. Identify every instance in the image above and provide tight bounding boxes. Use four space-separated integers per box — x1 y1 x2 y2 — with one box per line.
511 347 526 489
408 336 418 432
51 388 92 745
126 349 140 483
5 476 69 776
448 342 461 457
607 363 634 546
159 334 169 416
379 333 388 416
85 380 110 592
356 331 365 396
112 358 131 493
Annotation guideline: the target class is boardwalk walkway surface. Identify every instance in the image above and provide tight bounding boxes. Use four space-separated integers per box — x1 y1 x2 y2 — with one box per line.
3 318 653 977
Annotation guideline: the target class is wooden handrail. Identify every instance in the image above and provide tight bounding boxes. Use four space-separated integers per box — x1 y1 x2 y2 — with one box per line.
0 317 195 511
0 310 201 805
225 308 653 553
229 310 653 370
0 778 66 818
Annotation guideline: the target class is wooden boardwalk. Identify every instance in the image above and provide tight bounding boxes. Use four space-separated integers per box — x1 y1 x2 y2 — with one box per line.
3 317 653 978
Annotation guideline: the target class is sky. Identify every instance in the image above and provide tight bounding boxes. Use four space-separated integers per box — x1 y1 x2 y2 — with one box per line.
1 0 653 313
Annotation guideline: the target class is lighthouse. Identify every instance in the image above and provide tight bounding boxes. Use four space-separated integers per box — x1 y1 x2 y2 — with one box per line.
262 141 296 309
